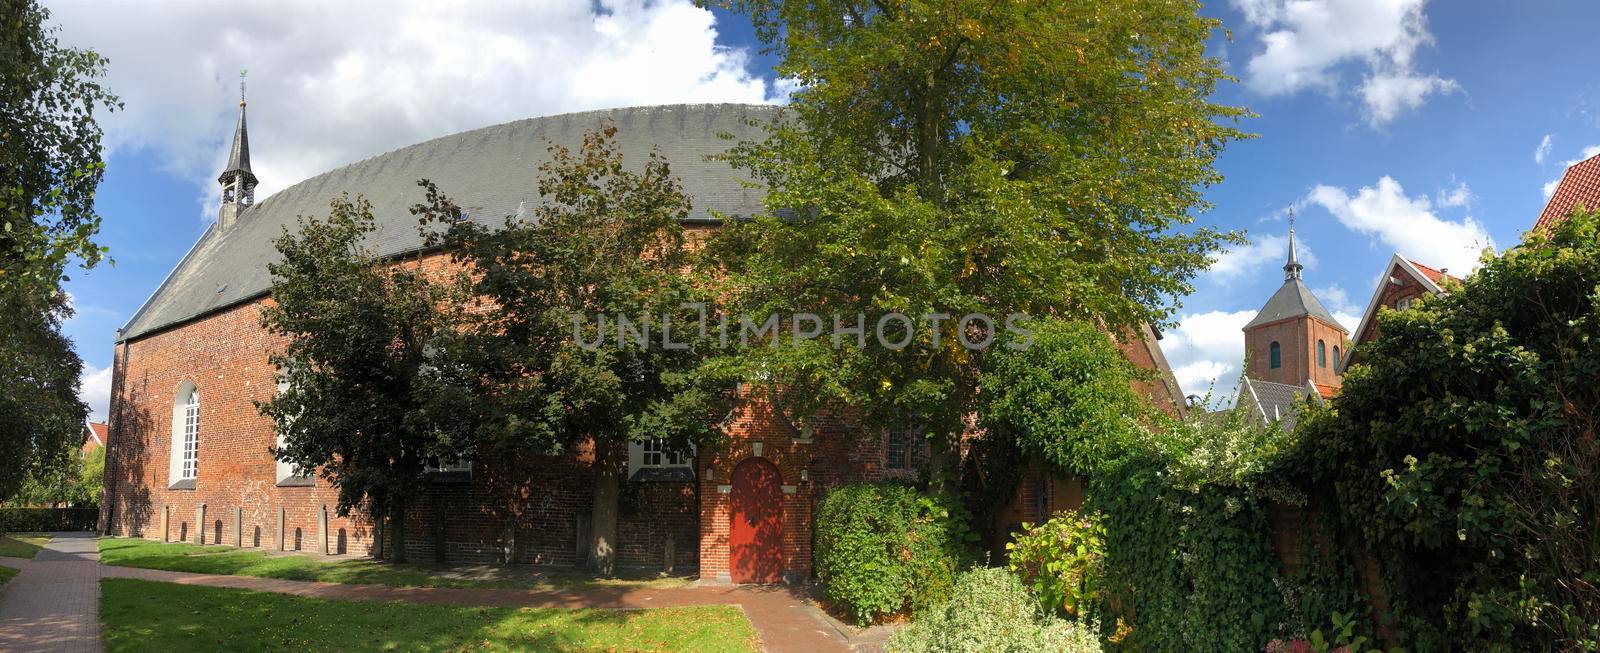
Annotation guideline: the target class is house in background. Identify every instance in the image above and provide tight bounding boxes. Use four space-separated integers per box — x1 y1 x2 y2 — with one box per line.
1341 255 1460 373
83 420 108 457
1535 152 1600 232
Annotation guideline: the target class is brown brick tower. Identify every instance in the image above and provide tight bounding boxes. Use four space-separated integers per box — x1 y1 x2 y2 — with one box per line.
1242 216 1347 397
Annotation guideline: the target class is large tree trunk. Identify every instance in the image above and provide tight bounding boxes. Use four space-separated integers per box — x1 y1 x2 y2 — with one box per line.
588 440 623 577
389 498 408 564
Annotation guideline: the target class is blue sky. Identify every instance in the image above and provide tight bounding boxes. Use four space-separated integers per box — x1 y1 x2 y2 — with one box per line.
48 0 1600 419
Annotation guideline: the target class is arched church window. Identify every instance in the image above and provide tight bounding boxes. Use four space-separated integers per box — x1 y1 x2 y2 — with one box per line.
1269 342 1281 369
1333 346 1341 369
1318 340 1327 367
169 381 201 487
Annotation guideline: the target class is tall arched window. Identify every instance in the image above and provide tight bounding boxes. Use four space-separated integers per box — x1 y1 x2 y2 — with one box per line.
1333 346 1342 369
1269 341 1281 369
169 381 201 487
1317 340 1327 368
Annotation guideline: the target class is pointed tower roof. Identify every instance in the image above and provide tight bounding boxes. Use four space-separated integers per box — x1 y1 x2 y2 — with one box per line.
218 86 256 186
1282 213 1303 281
1244 215 1346 332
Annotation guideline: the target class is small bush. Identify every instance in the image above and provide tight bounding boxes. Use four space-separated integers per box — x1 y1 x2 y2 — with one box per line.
0 507 97 532
888 567 1102 653
1007 509 1106 618
814 482 974 624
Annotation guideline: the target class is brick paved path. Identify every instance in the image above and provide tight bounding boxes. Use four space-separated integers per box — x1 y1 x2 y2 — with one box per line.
0 532 849 653
0 532 103 653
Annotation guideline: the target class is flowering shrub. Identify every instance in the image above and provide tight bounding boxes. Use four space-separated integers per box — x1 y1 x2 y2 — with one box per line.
888 567 1101 653
1006 509 1106 618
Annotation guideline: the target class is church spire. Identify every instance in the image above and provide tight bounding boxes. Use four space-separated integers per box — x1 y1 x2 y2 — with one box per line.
1283 209 1303 281
217 70 257 230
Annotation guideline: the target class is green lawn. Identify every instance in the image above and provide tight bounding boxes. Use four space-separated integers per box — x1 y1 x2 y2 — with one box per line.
101 578 759 652
0 566 17 584
98 537 690 591
0 534 51 558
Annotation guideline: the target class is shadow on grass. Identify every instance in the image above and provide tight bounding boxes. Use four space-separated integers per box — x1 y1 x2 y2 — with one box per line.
100 578 760 653
0 534 51 559
96 537 694 591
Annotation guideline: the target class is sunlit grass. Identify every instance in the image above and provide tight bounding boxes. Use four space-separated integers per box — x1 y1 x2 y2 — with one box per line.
98 537 691 591
100 578 759 652
0 566 17 584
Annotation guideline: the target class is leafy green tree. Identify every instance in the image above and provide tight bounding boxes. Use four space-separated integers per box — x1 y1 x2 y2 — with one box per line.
702 0 1248 492
10 444 103 508
416 124 731 576
1295 210 1600 651
259 196 473 563
0 0 117 504
1 0 118 301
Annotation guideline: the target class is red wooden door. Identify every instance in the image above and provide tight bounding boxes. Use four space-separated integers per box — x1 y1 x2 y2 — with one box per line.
729 457 783 583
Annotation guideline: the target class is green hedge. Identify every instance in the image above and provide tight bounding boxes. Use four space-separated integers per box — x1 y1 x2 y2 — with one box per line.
814 481 975 625
0 507 98 532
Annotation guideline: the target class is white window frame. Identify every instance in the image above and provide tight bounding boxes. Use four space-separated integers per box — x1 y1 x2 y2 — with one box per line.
425 457 472 474
274 379 312 485
168 381 201 487
1396 296 1414 311
627 437 695 478
181 391 200 479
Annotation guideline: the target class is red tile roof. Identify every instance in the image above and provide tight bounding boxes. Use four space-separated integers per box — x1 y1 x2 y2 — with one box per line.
1536 153 1600 231
1404 258 1460 285
85 422 109 447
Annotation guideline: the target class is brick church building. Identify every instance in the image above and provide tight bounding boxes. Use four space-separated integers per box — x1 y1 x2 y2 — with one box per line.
99 101 1186 583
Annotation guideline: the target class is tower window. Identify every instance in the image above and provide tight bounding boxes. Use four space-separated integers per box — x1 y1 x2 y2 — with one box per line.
1333 345 1342 369
1269 342 1281 369
1317 340 1327 368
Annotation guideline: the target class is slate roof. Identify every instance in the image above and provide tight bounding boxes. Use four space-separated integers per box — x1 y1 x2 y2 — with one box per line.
1238 377 1321 432
220 104 255 185
1536 152 1600 231
120 103 781 342
1243 278 1346 332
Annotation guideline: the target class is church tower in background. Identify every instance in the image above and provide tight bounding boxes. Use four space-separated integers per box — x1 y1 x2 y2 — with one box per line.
217 72 257 230
1242 216 1348 397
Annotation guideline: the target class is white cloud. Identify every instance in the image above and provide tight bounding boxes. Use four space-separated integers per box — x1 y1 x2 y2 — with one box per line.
80 362 113 422
1163 309 1256 403
1435 179 1471 209
1542 144 1600 198
1207 233 1316 281
1229 0 1457 125
1313 284 1359 315
1359 71 1460 126
1305 176 1492 273
44 0 784 220
1535 134 1554 165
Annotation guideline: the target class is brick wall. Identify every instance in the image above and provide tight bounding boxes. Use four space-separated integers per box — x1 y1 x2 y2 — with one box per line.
1245 315 1347 396
101 251 704 571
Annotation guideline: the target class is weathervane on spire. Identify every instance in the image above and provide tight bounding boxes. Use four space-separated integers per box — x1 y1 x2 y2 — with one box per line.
1284 207 1303 281
239 69 247 108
